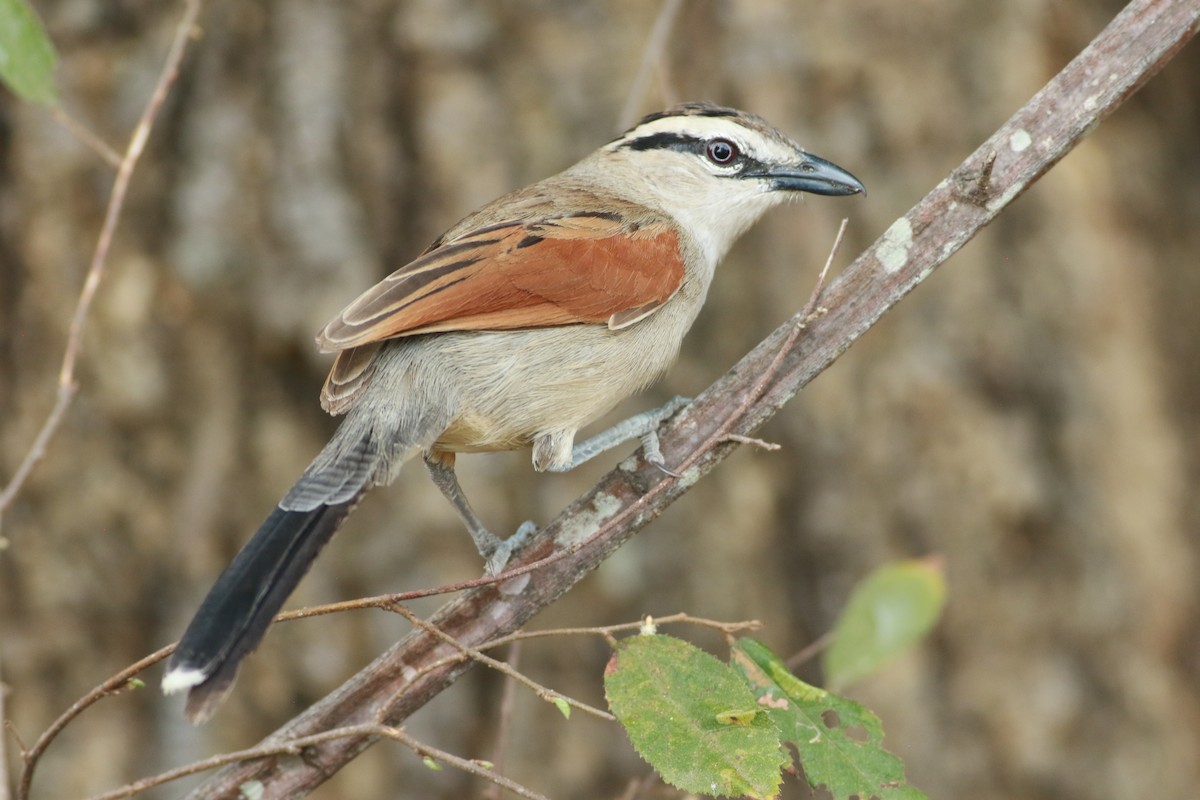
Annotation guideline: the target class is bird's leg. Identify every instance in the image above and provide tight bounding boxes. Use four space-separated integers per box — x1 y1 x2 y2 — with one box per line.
561 395 691 474
423 451 536 575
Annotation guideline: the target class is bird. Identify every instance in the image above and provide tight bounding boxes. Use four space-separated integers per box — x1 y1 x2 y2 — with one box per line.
163 101 864 721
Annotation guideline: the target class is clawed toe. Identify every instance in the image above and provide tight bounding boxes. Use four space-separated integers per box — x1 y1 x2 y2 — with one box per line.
482 520 538 575
640 431 682 478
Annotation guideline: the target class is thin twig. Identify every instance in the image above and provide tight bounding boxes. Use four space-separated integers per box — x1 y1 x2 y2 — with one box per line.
723 434 782 451
802 218 847 320
481 640 521 800
0 664 9 800
2 725 25 769
10 1 204 790
375 613 760 693
353 613 763 712
484 613 763 649
0 0 204 532
785 631 835 670
16 646 173 800
80 741 277 800
283 593 761 641
372 725 553 800
48 105 122 168
81 722 552 800
636 216 849 489
391 605 614 722
617 0 684 131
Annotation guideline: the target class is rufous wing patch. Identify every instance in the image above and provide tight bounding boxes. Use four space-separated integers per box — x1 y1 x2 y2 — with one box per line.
316 215 685 352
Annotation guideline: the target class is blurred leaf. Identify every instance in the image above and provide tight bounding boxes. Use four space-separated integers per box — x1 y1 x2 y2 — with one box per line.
604 634 786 799
549 694 571 719
422 756 442 771
734 638 927 800
0 0 58 104
823 557 947 689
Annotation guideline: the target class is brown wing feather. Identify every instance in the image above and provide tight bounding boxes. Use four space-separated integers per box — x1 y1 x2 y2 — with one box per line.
321 342 382 415
316 215 685 353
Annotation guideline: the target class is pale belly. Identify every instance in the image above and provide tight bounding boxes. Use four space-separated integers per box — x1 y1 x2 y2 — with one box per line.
431 323 682 453
364 320 686 456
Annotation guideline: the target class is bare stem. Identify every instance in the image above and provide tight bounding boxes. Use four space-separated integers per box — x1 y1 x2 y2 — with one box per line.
9 1 205 796
0 0 204 531
785 631 836 670
16 647 174 800
1 664 10 800
81 724 553 800
391 605 615 722
617 0 684 130
481 640 522 800
48 105 123 168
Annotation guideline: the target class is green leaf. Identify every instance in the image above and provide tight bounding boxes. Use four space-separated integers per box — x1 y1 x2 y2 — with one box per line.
823 558 947 689
0 0 58 104
605 634 786 799
734 638 927 800
549 694 571 719
421 756 442 771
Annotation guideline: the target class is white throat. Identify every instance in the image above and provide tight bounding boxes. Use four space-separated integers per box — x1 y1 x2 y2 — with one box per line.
664 188 789 269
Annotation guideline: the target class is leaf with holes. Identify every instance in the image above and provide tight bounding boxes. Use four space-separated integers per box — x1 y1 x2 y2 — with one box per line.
605 634 786 799
733 638 927 800
0 0 58 104
823 557 947 689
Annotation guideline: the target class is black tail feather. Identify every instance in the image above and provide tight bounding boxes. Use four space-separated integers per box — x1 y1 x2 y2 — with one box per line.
165 496 360 722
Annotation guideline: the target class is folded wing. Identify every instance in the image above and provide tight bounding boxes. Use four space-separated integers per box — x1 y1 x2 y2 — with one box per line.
317 212 685 351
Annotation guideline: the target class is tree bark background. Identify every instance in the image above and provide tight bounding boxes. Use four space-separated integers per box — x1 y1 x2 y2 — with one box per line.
2 1 1198 798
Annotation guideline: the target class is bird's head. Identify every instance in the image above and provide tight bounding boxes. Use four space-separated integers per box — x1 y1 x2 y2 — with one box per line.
582 102 865 264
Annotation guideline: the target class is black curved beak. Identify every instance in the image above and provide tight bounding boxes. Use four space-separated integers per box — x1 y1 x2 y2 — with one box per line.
747 152 866 197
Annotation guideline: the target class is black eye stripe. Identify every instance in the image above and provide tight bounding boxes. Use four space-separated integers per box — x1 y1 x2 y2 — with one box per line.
618 131 770 178
620 132 707 152
622 133 742 162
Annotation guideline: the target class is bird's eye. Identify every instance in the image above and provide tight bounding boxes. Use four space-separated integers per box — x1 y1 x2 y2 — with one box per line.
706 139 739 165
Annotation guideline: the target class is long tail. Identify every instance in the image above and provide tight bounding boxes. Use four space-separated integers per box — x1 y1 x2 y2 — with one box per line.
162 495 363 722
163 345 452 721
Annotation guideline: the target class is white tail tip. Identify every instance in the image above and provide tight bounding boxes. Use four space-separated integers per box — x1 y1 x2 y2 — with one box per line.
161 666 207 695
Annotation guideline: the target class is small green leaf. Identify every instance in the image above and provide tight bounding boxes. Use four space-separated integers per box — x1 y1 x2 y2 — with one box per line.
549 695 571 719
733 638 927 800
823 558 946 689
126 678 145 689
605 634 786 799
422 756 442 771
0 0 59 104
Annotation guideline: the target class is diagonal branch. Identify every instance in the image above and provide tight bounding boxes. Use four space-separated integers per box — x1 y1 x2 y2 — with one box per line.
182 0 1199 795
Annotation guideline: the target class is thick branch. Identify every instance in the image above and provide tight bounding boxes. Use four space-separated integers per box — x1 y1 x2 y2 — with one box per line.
184 0 1198 795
